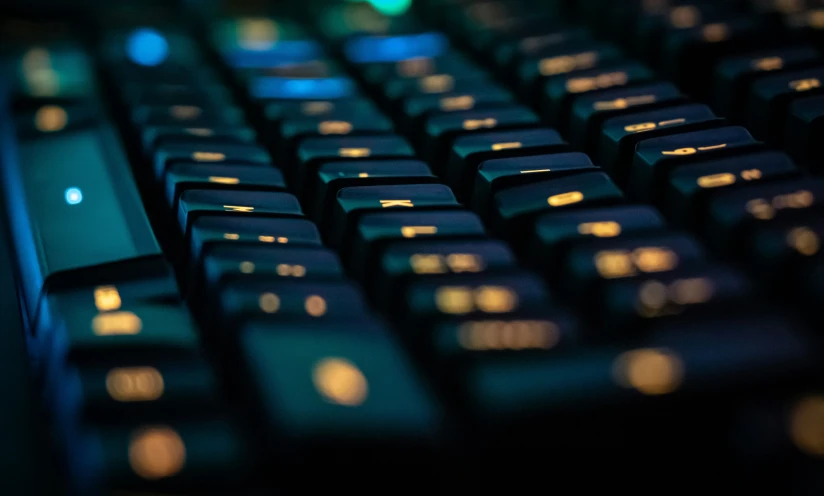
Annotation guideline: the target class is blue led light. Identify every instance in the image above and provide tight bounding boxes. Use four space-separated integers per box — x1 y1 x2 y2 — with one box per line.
126 28 169 66
250 77 354 99
64 187 83 205
224 40 323 68
344 32 448 63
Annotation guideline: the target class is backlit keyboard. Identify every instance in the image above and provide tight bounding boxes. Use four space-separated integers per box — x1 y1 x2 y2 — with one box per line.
2 0 824 493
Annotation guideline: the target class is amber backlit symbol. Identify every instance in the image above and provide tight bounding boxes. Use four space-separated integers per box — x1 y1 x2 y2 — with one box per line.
129 427 186 480
92 311 142 335
613 348 684 395
312 357 368 406
34 105 67 132
94 285 122 312
106 367 164 402
790 395 824 457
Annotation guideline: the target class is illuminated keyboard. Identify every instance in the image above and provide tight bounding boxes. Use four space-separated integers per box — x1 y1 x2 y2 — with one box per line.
2 0 824 493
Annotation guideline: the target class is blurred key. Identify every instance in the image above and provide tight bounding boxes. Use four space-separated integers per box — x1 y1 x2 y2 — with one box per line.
422 105 540 165
560 231 705 303
446 128 567 198
349 209 487 281
569 81 685 151
240 325 442 489
265 98 378 122
530 205 666 277
189 216 322 265
598 103 721 183
313 160 437 223
748 66 824 143
142 124 256 151
200 245 343 291
373 239 516 306
327 183 459 247
133 104 245 128
517 42 623 94
177 190 303 240
164 163 287 212
219 280 370 326
492 171 625 239
213 17 322 68
154 142 271 181
401 271 551 322
344 31 450 64
361 52 483 86
713 46 819 119
629 126 761 201
784 94 824 169
384 72 491 101
748 216 824 285
248 75 359 100
401 85 514 123
277 111 394 147
542 62 654 128
705 178 824 254
665 150 799 227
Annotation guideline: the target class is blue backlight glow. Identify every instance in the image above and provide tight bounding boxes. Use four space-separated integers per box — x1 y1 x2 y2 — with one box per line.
64 187 83 205
344 32 448 63
126 28 169 66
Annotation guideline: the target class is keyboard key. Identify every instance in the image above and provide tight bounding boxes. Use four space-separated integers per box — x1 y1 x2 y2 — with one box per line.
401 271 550 321
78 419 248 493
384 72 491 101
401 84 514 121
189 216 322 265
629 126 761 201
598 264 754 333
373 239 517 306
219 280 370 326
133 103 245 128
361 52 482 85
3 111 166 322
154 142 271 181
598 103 721 183
542 62 654 127
518 42 623 93
713 46 819 119
748 216 824 285
446 128 567 198
142 124 256 151
748 66 824 143
164 163 287 212
569 81 685 151
313 160 437 224
264 98 379 121
240 325 441 487
530 204 666 276
472 152 596 216
784 94 824 168
344 31 450 64
349 209 487 281
177 190 303 240
295 135 415 193
492 171 625 238
248 75 359 100
705 178 824 254
665 150 799 227
560 232 705 303
422 105 540 165
327 183 459 247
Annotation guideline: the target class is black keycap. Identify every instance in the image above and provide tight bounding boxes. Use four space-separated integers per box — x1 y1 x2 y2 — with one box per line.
542 62 654 128
295 135 415 193
471 152 596 217
265 98 379 122
65 358 220 422
177 190 303 240
748 215 824 285
569 81 685 152
598 103 721 183
327 183 459 248
154 142 271 181
277 113 395 146
446 128 567 198
748 66 824 143
401 271 551 321
200 244 343 291
496 26 592 68
247 75 359 101
517 42 623 93
219 279 370 326
373 238 516 307
629 126 761 201
312 160 437 224
530 205 666 276
560 231 705 303
598 263 754 333
385 73 491 101
189 216 322 265
361 52 483 86
133 104 245 128
492 171 625 239
665 150 799 227
77 419 248 494
164 163 287 212
349 209 487 281
431 310 580 358
422 105 540 165
3 110 167 322
402 86 515 123
784 94 824 169
50 303 201 364
14 103 99 136
142 124 257 151
240 324 441 488
713 46 819 119
705 178 824 254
